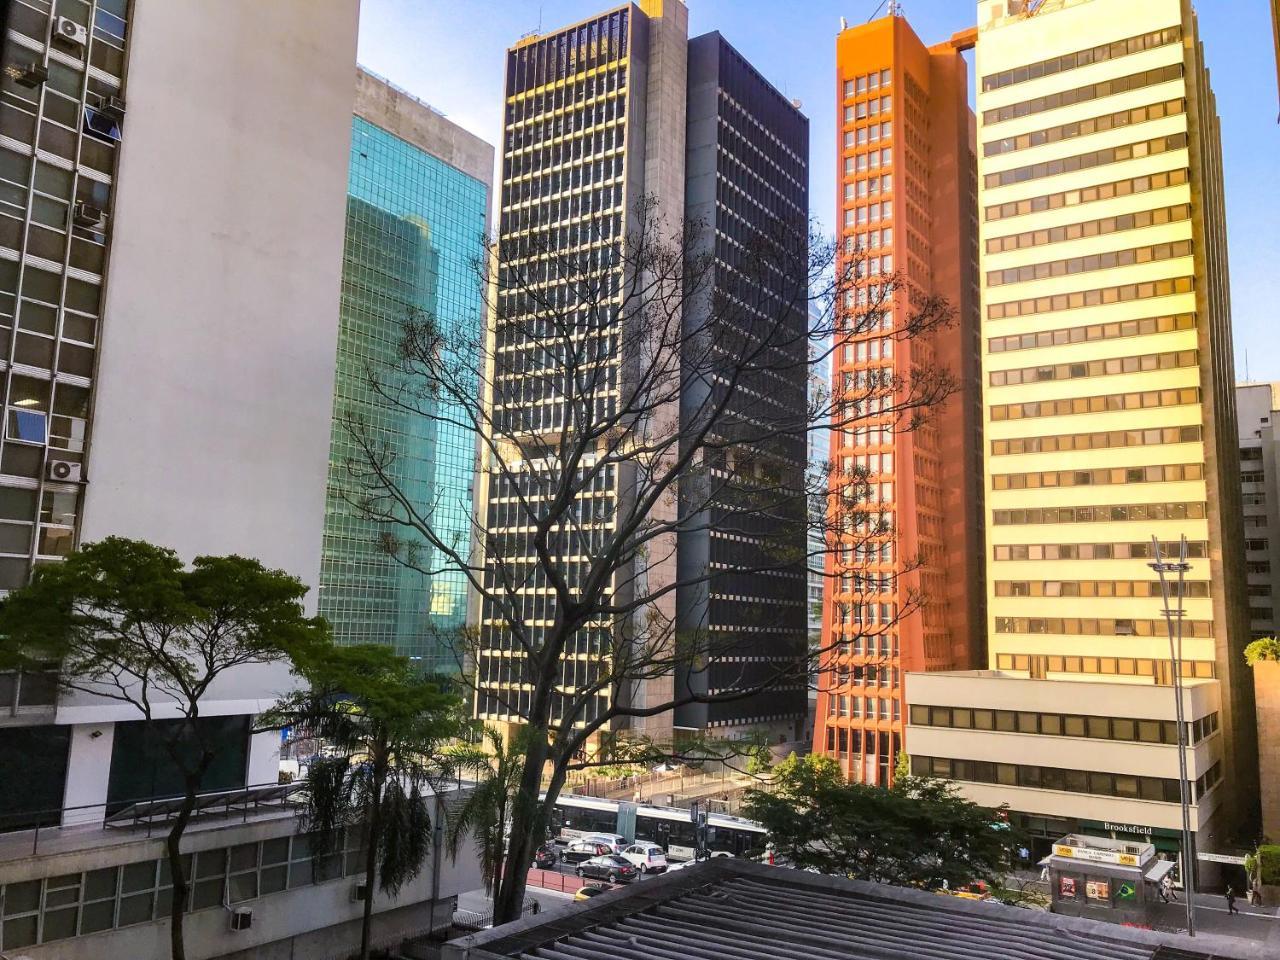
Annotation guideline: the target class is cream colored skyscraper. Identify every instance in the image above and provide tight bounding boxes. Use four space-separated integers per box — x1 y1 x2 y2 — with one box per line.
906 0 1254 879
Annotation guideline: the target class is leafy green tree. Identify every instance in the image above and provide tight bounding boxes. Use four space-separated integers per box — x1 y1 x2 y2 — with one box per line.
1245 636 1280 665
743 753 1018 889
0 537 327 960
262 644 459 960
445 726 529 896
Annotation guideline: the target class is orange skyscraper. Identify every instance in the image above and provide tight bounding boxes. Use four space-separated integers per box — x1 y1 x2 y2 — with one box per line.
813 13 983 785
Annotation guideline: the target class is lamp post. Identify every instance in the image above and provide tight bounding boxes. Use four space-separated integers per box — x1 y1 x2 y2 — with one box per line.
1149 534 1196 936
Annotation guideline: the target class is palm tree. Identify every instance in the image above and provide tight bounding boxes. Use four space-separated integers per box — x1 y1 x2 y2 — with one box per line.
446 726 530 897
262 644 459 960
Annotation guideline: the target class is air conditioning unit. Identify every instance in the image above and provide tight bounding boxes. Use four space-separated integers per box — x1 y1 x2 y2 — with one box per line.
73 202 103 228
350 882 370 902
52 17 88 50
94 94 126 123
16 63 49 88
47 460 82 483
229 909 253 932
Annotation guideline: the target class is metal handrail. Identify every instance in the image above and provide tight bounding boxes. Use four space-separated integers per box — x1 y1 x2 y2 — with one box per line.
2 778 304 858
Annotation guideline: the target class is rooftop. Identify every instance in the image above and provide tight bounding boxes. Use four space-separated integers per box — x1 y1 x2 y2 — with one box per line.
444 859 1270 960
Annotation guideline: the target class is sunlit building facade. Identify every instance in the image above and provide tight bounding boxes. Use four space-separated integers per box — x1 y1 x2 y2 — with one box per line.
907 0 1254 874
813 13 983 786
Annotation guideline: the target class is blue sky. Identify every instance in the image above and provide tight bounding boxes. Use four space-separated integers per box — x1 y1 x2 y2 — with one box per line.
358 0 1279 381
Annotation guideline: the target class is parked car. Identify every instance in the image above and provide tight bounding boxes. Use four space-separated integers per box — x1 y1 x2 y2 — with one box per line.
574 885 608 901
580 833 626 854
621 843 668 874
576 855 639 884
563 839 614 864
533 842 560 869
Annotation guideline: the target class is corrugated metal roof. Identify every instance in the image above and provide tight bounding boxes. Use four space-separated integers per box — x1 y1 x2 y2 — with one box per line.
519 875 1149 960
445 861 1261 960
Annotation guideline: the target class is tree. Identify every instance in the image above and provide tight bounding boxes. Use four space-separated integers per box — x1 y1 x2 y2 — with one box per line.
337 198 958 922
261 643 459 960
1245 636 1280 665
445 725 529 897
743 753 1019 889
0 537 327 960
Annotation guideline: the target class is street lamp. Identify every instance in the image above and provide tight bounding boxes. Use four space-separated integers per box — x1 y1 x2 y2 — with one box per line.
1149 534 1196 937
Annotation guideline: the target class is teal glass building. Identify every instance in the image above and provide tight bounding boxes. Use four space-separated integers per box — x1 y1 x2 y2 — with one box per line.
318 74 491 671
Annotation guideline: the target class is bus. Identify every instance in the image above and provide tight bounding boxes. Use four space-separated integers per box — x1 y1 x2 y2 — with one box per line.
547 794 767 861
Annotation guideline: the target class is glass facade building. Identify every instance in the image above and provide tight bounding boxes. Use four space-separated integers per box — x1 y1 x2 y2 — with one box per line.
318 84 491 671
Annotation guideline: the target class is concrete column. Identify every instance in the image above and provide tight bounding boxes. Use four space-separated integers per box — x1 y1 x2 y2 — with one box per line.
1253 660 1280 840
61 722 115 826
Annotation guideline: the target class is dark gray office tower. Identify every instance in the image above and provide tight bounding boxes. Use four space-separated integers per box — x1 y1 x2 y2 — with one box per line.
675 33 810 739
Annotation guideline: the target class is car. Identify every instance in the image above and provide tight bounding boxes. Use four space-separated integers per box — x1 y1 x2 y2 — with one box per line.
562 839 614 864
576 854 639 884
621 842 668 874
665 858 697 872
532 842 560 869
574 885 608 901
579 833 626 854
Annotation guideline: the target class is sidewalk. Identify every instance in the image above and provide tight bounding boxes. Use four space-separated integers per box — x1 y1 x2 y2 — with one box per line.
1149 896 1277 944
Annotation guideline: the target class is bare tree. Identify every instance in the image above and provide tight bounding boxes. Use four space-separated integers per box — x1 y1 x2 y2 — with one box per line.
336 198 955 922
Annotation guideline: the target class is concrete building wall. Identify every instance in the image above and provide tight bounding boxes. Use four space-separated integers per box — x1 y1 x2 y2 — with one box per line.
354 68 494 185
0 808 482 960
80 0 357 599
907 670 1226 841
65 0 356 737
1255 660 1280 841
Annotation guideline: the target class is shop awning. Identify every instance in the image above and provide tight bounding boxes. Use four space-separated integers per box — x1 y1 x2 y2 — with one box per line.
1144 859 1176 883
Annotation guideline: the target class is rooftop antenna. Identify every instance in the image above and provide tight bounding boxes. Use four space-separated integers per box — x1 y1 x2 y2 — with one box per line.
867 0 887 21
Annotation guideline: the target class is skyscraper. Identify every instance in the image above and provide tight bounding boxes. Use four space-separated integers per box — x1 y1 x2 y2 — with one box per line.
674 31 810 738
318 69 492 671
812 13 983 787
907 0 1253 875
475 1 809 742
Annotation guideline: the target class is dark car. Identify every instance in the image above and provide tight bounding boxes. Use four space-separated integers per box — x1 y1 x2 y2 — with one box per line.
576 855 638 884
533 843 559 869
562 840 614 864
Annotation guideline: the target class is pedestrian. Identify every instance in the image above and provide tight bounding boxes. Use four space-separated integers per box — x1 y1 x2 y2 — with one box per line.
1226 886 1239 915
1161 875 1177 903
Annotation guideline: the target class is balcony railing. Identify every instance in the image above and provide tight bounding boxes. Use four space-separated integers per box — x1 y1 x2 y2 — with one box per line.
1 780 304 861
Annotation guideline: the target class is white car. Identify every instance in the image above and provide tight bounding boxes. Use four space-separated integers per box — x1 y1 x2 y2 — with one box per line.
579 833 625 854
621 843 668 874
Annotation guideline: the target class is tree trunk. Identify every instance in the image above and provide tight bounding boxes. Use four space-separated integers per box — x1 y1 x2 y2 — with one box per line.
492 738 549 924
492 794 508 899
359 756 386 960
165 774 202 960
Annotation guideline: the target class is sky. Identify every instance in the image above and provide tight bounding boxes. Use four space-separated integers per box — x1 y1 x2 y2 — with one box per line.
357 0 1280 381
